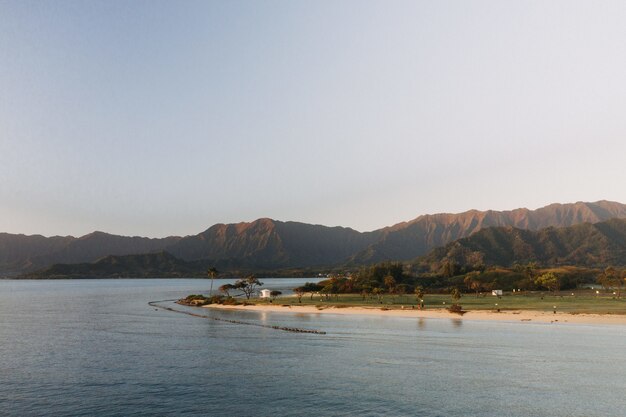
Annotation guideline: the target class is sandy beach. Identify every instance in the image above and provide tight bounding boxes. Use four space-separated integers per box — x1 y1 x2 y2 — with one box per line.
204 303 626 325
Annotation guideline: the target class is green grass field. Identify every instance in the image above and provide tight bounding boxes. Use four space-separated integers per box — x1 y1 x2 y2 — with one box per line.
259 291 626 315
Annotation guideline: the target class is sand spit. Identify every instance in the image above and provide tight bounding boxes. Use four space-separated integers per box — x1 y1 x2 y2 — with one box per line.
203 303 626 325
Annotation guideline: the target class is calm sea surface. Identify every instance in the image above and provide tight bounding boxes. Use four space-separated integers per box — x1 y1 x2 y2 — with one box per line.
1 279 625 417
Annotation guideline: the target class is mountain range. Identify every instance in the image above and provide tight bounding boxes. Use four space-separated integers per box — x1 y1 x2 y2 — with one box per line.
0 232 181 276
3 200 626 277
347 200 626 264
423 217 626 268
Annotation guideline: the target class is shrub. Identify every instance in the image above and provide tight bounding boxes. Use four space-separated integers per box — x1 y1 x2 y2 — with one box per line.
221 297 239 305
207 295 225 304
448 304 466 315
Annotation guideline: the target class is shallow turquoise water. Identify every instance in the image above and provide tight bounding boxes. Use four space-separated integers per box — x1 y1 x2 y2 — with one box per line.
1 279 625 416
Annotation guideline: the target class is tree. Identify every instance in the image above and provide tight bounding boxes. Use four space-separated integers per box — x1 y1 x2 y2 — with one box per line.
301 282 323 300
451 288 462 302
321 278 341 300
535 272 560 293
270 290 282 300
219 283 235 297
234 275 263 299
383 275 396 294
207 267 218 295
320 283 333 300
414 286 425 309
383 275 397 302
328 277 341 300
524 262 537 289
464 271 482 297
361 284 372 301
293 287 305 303
396 284 408 299
372 287 384 303
597 267 613 291
414 286 424 302
597 266 623 298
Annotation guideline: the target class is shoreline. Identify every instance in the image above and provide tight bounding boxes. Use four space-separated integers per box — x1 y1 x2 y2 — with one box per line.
203 303 626 325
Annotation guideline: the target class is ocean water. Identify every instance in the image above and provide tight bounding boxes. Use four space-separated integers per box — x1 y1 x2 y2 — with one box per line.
1 279 625 417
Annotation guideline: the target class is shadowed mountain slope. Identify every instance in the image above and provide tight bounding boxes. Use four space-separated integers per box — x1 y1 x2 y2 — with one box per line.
166 218 381 269
421 218 626 267
348 201 626 264
0 232 181 276
22 251 200 279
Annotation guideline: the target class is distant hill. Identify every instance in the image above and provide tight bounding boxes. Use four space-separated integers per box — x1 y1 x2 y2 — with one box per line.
0 232 181 276
3 200 626 276
348 200 626 264
21 251 201 279
0 233 74 275
421 218 626 268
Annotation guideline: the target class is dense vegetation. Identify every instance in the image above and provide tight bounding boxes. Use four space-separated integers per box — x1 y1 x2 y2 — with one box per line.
293 262 612 301
421 218 626 268
177 262 625 314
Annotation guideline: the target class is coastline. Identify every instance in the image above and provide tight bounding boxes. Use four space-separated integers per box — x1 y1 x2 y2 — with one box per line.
203 303 626 325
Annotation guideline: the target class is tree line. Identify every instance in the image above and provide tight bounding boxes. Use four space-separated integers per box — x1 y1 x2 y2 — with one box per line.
292 262 626 300
205 262 626 303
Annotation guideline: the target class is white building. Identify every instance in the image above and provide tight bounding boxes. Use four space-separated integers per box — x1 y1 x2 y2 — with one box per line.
492 290 503 296
260 289 271 298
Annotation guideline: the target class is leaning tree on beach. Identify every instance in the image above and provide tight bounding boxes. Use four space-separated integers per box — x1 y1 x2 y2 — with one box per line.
219 283 235 297
234 275 263 299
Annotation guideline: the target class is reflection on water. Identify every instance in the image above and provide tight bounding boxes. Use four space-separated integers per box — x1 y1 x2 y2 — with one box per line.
1 279 626 417
417 317 426 330
294 313 313 321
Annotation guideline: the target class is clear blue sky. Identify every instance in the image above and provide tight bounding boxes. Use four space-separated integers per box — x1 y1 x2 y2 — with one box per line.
1 0 625 237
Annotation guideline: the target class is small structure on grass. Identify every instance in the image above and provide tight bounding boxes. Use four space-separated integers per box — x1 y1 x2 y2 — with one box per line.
492 290 503 296
260 289 271 299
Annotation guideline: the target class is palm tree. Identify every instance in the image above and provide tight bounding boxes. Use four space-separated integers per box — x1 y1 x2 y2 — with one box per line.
207 267 218 296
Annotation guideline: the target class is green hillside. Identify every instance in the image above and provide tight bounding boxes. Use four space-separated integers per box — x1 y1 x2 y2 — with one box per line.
422 218 626 268
21 251 203 278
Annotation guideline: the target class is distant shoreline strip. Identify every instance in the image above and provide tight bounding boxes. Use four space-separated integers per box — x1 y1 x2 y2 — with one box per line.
147 300 327 335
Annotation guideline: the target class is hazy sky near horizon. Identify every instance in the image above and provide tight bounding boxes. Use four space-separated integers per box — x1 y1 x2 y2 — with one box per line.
1 1 626 237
